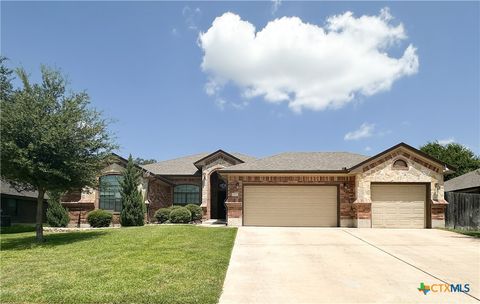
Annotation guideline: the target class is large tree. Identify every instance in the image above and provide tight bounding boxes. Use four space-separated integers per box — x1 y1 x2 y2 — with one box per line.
120 155 145 226
0 57 14 101
420 141 480 180
1 64 117 241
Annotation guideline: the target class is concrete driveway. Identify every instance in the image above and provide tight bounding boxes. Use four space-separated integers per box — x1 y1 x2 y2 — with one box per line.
219 227 480 303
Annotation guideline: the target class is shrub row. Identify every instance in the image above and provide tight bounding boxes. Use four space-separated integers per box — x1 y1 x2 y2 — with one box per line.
85 203 202 227
154 204 202 224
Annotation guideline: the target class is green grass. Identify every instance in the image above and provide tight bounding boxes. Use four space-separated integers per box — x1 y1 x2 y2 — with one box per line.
1 225 237 304
442 228 480 238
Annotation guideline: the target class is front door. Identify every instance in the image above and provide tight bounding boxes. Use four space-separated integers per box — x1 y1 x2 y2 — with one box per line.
210 171 227 219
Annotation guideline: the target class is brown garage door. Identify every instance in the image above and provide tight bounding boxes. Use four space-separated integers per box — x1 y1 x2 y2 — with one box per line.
243 185 337 227
371 184 426 228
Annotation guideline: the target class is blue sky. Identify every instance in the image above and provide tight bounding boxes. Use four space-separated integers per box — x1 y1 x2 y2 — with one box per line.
2 1 479 160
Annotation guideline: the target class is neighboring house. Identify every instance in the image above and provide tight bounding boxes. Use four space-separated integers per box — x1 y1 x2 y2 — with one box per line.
444 169 480 193
63 142 453 229
0 181 48 223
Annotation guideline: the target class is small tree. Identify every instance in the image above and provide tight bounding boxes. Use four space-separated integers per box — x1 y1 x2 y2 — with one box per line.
46 192 70 227
420 141 480 180
120 155 145 226
0 64 116 241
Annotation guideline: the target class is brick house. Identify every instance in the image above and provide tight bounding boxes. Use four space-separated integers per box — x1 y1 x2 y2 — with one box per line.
63 142 453 228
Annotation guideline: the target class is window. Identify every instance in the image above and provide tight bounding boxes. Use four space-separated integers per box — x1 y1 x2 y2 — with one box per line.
99 175 123 212
1 198 18 216
174 185 200 205
393 159 408 169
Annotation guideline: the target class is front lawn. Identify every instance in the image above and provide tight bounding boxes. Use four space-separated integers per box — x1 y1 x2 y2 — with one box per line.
0 225 237 304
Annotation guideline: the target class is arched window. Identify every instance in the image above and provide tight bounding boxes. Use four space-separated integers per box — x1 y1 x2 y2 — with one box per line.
393 159 408 169
99 175 123 212
174 185 200 205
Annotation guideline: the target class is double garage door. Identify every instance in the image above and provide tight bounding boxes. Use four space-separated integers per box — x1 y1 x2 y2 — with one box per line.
243 185 338 227
243 184 427 228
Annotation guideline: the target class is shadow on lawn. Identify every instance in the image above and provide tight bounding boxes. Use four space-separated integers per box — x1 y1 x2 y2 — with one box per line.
1 230 108 251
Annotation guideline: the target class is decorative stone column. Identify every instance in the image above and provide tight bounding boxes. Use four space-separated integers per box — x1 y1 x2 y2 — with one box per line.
224 176 243 226
225 202 242 226
431 199 448 228
352 199 372 228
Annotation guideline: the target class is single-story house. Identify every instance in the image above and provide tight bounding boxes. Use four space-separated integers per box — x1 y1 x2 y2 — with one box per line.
63 142 453 229
444 169 480 194
0 181 48 223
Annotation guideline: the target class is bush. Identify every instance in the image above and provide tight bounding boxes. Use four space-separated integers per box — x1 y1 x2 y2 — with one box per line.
169 207 192 224
46 192 70 227
87 209 112 227
154 208 171 223
185 204 202 221
170 205 182 211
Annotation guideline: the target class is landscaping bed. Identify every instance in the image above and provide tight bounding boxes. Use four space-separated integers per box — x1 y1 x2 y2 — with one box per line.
1 225 237 304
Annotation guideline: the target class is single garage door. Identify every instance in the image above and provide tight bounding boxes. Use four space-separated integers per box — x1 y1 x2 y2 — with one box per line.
243 185 337 227
371 184 426 228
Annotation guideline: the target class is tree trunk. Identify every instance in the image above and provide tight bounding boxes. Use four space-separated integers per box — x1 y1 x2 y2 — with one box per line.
35 188 45 242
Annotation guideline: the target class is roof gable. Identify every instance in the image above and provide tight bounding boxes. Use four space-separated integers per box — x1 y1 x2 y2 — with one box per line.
348 142 454 174
142 151 256 175
193 150 246 169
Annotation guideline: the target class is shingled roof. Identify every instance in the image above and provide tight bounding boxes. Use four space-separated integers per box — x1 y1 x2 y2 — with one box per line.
220 152 369 173
445 169 480 192
142 152 256 175
1 180 49 199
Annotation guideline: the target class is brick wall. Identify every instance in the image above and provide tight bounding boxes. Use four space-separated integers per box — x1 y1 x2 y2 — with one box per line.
147 179 172 219
62 202 95 226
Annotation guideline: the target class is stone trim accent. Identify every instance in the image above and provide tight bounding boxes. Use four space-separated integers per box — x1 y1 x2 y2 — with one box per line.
431 199 448 205
362 149 441 173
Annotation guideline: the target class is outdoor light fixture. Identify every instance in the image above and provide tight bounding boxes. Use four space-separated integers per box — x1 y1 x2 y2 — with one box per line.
145 199 151 223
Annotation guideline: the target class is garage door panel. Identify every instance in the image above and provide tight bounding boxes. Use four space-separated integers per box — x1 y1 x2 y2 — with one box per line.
371 184 426 228
244 185 337 227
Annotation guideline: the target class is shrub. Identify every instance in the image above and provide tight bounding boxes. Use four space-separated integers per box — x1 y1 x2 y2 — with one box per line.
87 209 112 227
46 192 70 227
169 207 191 224
154 208 171 223
185 204 202 221
170 205 182 211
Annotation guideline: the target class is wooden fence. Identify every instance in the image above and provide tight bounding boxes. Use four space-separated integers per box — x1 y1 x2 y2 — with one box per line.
445 192 480 229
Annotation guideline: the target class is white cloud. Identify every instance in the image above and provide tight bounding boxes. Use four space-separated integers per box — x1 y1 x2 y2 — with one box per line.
364 146 372 152
271 0 282 14
214 98 227 110
183 6 202 30
199 9 419 113
344 123 375 141
231 101 249 110
438 137 455 145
